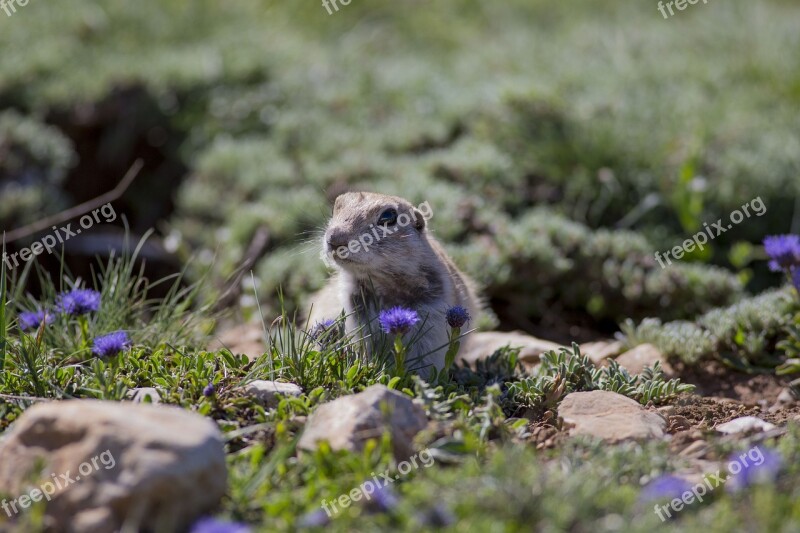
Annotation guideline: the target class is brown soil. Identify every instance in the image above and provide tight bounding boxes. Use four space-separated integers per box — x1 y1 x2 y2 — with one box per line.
526 357 800 452
673 359 792 406
527 422 565 450
762 406 800 425
664 394 800 434
668 429 706 453
668 394 763 430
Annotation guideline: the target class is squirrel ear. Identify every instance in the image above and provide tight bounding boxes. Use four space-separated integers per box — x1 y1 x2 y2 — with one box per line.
412 209 426 230
333 195 345 215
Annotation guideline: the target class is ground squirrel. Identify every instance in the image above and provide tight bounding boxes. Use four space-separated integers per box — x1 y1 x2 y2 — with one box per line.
308 192 483 377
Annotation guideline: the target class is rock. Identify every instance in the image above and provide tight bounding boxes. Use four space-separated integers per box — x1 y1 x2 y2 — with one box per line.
209 322 265 360
715 416 776 434
777 388 796 404
558 390 667 443
0 400 226 533
675 459 722 487
656 405 676 417
679 440 710 459
298 385 427 460
240 380 303 408
580 340 624 365
667 414 692 432
127 387 161 404
614 343 675 377
770 388 798 412
459 331 562 367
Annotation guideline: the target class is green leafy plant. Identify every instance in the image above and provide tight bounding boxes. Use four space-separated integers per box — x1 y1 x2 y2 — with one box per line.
505 344 693 418
622 286 797 368
0 239 7 376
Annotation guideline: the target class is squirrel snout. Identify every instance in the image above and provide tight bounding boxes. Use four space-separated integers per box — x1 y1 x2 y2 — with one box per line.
326 231 349 250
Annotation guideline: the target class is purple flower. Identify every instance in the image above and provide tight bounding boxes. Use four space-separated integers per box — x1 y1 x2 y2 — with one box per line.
417 504 456 528
370 484 400 512
203 382 216 397
312 318 335 331
639 474 693 504
92 331 131 357
190 517 250 533
297 509 330 528
726 447 783 492
18 310 53 331
445 306 470 329
792 268 800 293
309 319 339 347
763 235 800 272
379 307 419 335
57 288 101 316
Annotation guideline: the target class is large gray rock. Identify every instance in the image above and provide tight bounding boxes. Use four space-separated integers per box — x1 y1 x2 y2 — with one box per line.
716 416 776 434
770 388 798 412
126 387 162 404
298 385 427 460
580 340 624 366
0 400 226 533
558 390 667 442
459 331 562 367
240 380 303 408
614 343 675 377
210 321 265 360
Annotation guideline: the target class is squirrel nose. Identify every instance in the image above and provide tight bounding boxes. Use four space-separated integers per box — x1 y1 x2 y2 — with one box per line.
326 231 349 250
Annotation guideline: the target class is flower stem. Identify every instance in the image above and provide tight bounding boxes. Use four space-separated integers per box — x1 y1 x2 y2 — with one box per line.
393 335 406 375
444 326 461 373
78 316 89 350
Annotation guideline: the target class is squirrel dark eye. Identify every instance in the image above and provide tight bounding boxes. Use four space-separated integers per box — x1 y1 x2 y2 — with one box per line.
377 208 398 226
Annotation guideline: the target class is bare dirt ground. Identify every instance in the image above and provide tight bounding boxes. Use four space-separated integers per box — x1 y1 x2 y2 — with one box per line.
529 359 800 451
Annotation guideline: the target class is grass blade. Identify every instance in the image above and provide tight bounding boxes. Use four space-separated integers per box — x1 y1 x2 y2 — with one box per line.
0 237 7 376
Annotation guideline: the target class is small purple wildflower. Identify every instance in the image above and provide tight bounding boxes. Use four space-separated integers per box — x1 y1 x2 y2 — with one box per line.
445 306 470 329
189 517 250 533
18 310 53 331
763 235 800 272
370 483 400 512
726 447 783 493
311 318 335 333
417 504 457 528
203 382 216 397
379 307 419 335
638 474 694 504
57 288 101 316
297 509 330 528
92 331 130 357
309 319 339 347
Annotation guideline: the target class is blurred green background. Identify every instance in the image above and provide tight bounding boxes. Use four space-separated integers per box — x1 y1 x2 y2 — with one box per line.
2 0 799 343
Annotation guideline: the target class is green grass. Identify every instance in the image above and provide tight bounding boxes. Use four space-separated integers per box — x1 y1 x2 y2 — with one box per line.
1 252 799 531
3 0 800 530
1 240 8 375
3 0 799 321
622 286 799 368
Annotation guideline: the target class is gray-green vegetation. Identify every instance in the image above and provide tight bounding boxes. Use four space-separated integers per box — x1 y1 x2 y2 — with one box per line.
2 0 800 531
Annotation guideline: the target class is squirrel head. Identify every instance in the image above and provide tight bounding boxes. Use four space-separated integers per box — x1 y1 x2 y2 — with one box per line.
322 192 431 278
